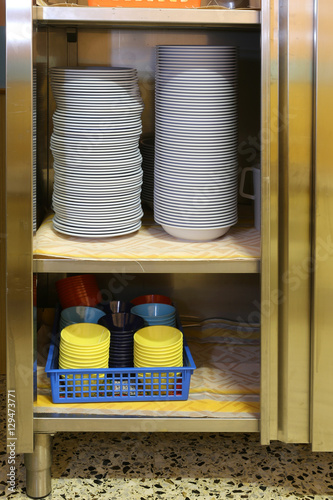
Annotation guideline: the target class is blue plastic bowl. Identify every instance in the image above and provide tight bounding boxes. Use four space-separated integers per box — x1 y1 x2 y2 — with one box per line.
60 306 106 326
131 303 176 320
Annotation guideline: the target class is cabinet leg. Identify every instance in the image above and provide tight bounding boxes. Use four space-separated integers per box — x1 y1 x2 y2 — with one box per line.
24 433 52 499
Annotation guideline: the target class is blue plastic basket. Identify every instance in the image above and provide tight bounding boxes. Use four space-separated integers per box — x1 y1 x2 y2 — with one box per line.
45 309 196 404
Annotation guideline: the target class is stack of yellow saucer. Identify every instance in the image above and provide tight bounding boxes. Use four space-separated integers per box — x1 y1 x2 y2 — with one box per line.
59 323 110 370
134 325 183 368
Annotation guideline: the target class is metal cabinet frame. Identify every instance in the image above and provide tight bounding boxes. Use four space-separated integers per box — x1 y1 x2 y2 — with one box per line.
5 0 319 497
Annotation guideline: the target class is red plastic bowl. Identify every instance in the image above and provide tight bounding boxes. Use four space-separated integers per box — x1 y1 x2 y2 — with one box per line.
131 294 172 306
56 274 100 309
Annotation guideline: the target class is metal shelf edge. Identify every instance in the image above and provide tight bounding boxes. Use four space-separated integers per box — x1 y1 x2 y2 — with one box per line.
34 414 260 433
33 258 260 273
33 6 261 26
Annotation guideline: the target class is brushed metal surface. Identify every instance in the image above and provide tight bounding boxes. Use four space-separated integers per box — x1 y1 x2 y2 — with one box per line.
277 0 314 444
312 0 333 452
34 415 260 433
0 91 5 375
33 6 261 26
34 26 49 225
9 5 264 442
6 0 34 453
259 0 279 444
33 258 260 274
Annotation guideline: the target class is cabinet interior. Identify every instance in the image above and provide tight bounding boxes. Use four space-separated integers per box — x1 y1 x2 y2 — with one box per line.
35 25 261 218
33 21 262 431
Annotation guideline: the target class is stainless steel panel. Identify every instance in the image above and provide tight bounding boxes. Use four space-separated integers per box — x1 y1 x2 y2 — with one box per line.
312 0 333 452
34 26 48 225
277 0 314 443
33 6 261 26
259 0 279 444
42 26 260 219
6 1 34 453
34 415 260 433
0 90 5 375
36 273 260 323
76 28 260 146
33 258 260 274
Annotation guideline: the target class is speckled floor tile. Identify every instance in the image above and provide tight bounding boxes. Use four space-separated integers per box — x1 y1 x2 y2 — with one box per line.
1 375 333 499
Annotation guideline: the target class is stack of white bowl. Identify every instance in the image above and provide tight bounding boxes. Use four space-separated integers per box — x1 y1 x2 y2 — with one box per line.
50 67 144 238
154 46 238 241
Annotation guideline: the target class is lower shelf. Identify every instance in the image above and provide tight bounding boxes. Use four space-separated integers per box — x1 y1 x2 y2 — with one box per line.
34 319 260 433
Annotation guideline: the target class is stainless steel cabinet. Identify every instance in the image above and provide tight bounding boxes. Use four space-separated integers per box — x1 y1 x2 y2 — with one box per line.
6 0 329 497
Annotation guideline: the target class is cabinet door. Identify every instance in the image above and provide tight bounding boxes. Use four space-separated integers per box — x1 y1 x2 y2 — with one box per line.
312 0 333 452
6 0 34 453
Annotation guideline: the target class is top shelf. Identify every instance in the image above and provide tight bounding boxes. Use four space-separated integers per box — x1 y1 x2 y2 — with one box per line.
33 6 261 27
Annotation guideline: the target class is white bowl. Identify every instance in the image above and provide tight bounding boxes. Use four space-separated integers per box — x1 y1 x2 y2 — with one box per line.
161 224 231 241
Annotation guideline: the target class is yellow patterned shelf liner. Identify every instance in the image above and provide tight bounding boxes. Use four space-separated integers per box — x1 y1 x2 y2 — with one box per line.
33 213 260 261
35 321 260 418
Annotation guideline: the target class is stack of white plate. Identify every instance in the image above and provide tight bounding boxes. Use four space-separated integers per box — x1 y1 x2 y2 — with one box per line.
154 46 238 241
33 68 37 233
139 137 155 208
50 67 144 238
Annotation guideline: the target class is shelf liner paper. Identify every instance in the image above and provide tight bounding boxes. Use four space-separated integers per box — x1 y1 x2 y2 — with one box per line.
35 320 260 418
33 213 260 261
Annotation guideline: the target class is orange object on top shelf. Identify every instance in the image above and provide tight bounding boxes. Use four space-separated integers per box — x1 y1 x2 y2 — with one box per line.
88 0 201 8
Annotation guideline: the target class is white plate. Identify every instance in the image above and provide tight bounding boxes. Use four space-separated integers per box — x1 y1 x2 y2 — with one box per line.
53 220 142 238
154 173 238 185
53 151 142 163
51 130 141 140
54 171 142 182
53 109 143 120
53 164 143 175
52 155 140 164
155 215 238 228
52 193 141 205
154 200 238 214
52 127 142 138
53 118 142 128
50 66 137 74
155 110 237 122
52 87 141 96
53 183 142 194
154 191 238 206
155 127 238 138
155 142 238 153
55 102 144 113
51 78 139 86
154 105 238 116
154 197 238 210
154 166 238 177
53 208 144 222
155 204 238 217
50 140 140 151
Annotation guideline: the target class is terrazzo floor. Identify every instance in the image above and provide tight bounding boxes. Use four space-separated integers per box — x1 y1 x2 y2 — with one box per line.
1 376 333 499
